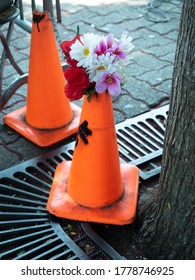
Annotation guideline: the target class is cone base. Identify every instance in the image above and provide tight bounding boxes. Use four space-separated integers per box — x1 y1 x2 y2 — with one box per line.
47 161 139 225
3 103 81 147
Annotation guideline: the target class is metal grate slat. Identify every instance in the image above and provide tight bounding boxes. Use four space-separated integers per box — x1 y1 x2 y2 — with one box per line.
0 183 48 201
116 105 168 179
16 238 65 260
132 123 164 145
30 242 72 260
0 194 46 206
0 204 47 213
0 233 56 260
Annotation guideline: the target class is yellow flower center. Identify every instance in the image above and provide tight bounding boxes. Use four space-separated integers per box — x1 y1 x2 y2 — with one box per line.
107 77 113 84
97 66 106 71
83 48 90 56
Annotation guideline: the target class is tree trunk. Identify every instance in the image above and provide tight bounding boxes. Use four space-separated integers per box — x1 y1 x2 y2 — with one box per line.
139 0 195 259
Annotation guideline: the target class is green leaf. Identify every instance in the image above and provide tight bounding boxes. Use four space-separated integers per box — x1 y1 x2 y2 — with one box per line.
76 25 80 36
87 94 92 102
83 88 89 95
83 85 96 102
68 224 73 230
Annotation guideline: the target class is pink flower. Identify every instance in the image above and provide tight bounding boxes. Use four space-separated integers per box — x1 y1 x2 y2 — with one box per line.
111 41 127 59
94 34 114 56
94 39 107 55
95 71 122 96
106 33 114 49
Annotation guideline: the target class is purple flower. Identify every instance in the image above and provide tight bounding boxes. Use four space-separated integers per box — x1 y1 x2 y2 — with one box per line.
94 33 126 60
94 39 107 55
106 33 114 49
111 41 127 59
94 34 114 56
95 71 122 96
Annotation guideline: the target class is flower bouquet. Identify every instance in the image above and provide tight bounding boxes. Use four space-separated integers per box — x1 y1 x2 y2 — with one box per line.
60 31 134 101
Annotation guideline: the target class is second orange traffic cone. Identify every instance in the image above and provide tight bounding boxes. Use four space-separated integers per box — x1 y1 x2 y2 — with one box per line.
3 11 81 147
47 92 139 225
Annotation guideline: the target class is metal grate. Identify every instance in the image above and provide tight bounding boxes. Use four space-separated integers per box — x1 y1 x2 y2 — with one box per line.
116 105 168 180
0 145 125 260
0 105 168 259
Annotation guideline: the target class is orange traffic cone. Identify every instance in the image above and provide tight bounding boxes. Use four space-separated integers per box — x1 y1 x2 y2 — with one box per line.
47 92 139 225
3 11 81 147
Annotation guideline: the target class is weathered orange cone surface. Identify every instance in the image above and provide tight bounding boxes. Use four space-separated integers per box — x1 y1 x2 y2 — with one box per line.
47 92 139 225
3 11 81 147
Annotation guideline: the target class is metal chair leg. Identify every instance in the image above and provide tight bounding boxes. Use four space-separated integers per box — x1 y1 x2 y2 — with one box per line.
0 73 28 111
56 0 61 23
0 27 23 75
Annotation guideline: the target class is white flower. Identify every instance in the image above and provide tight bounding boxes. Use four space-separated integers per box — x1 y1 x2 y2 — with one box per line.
70 33 100 68
88 53 118 82
117 33 134 61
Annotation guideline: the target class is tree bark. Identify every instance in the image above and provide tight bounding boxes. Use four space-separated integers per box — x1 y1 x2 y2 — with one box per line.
139 0 195 259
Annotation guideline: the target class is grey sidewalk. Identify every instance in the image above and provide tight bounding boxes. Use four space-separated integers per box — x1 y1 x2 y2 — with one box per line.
0 0 182 170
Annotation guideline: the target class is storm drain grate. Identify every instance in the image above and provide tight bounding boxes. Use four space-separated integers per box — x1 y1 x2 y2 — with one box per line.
116 105 168 180
0 105 168 260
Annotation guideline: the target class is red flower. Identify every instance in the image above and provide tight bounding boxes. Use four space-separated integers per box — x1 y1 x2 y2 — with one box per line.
64 67 90 100
60 34 81 66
